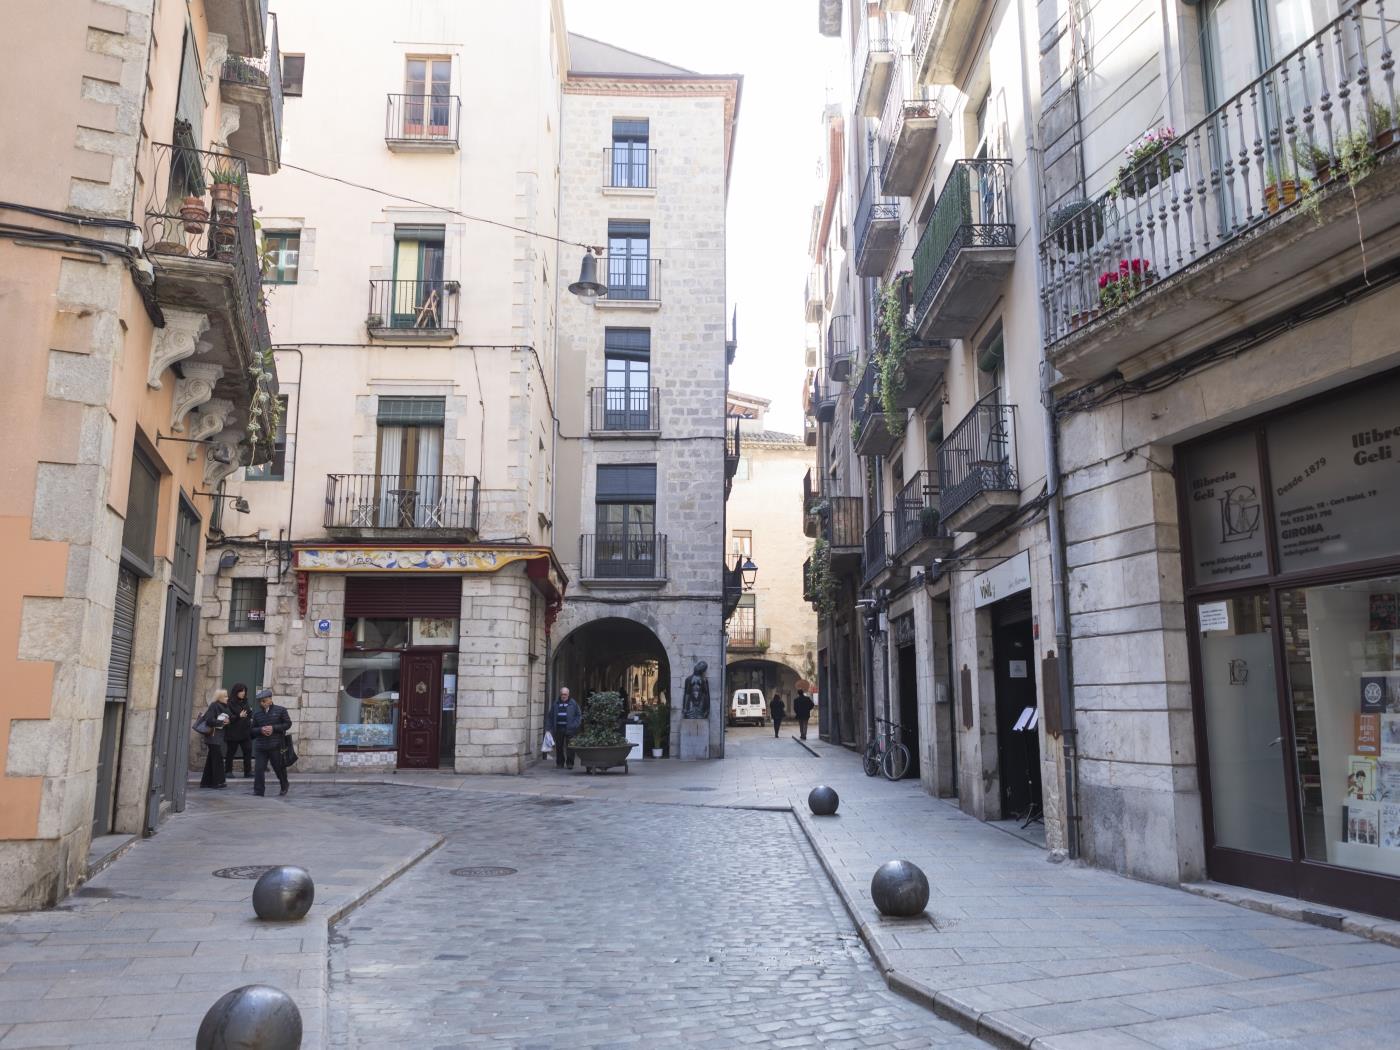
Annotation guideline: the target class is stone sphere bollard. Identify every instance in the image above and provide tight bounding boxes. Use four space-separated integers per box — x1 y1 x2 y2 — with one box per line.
196 984 303 1050
807 785 840 816
870 859 930 917
251 865 315 922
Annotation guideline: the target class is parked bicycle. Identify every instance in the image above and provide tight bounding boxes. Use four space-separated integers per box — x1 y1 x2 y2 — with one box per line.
862 717 910 781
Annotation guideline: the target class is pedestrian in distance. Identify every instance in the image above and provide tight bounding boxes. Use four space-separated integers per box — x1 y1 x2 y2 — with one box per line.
224 682 254 778
793 689 814 741
770 692 786 739
198 689 232 789
250 688 292 797
550 686 582 769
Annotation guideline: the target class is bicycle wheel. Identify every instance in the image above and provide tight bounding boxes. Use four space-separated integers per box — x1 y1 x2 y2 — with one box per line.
862 740 882 777
883 741 910 781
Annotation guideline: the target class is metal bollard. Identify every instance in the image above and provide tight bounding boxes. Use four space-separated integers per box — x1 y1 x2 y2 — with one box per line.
251 865 315 922
196 984 303 1049
870 859 930 917
807 785 840 816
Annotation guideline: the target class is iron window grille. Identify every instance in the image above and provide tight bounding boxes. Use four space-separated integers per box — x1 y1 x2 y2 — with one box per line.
229 578 267 632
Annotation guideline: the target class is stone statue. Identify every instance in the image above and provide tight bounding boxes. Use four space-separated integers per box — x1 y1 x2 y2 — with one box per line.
681 660 710 720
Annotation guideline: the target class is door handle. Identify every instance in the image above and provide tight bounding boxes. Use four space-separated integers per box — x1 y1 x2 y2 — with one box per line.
1268 736 1283 747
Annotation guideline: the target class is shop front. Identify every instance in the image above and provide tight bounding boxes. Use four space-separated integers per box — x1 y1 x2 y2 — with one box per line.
1179 372 1400 919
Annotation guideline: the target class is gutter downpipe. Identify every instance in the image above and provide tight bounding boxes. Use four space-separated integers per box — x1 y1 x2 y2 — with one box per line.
1017 0 1080 860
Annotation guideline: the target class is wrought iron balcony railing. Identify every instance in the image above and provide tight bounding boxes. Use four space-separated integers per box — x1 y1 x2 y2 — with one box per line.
324 474 481 531
854 167 901 275
385 92 462 146
1038 0 1400 345
604 147 656 189
819 496 864 549
827 314 853 380
367 279 460 334
581 531 667 581
863 513 891 585
729 625 771 650
803 466 821 512
911 158 1015 329
220 10 282 165
810 369 838 423
589 387 659 433
937 395 1017 522
852 358 881 431
142 141 270 353
602 254 661 301
893 469 947 556
802 556 816 604
853 14 894 115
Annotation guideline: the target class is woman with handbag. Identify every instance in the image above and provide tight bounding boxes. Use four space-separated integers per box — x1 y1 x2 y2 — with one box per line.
224 682 254 778
197 688 233 789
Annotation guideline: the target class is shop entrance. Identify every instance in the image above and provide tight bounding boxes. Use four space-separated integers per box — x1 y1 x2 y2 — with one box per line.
398 651 443 769
992 594 1040 821
896 642 920 779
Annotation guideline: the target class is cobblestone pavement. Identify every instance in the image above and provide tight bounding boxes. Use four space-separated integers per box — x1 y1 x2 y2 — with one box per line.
281 784 987 1049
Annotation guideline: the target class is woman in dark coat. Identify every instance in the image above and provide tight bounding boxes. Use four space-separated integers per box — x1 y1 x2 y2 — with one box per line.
199 689 233 789
223 683 254 778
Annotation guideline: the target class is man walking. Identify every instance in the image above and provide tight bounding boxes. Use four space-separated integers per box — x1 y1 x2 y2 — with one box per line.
793 689 814 740
769 692 786 739
550 686 582 769
250 688 292 797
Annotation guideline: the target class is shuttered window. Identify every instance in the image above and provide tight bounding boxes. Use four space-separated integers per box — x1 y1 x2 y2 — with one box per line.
106 569 139 701
612 118 649 140
345 576 462 618
377 396 445 425
596 464 656 501
175 27 206 147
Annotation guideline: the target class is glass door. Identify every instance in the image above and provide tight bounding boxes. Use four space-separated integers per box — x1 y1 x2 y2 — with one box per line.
404 57 451 138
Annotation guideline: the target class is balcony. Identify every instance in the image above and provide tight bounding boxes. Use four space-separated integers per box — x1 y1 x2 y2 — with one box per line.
207 0 267 58
805 269 824 322
878 56 940 197
597 254 661 308
604 147 656 191
810 369 838 424
804 417 818 447
220 12 282 175
141 142 275 463
826 314 853 381
725 417 741 499
854 168 901 277
862 513 894 586
367 279 460 341
802 556 816 604
818 495 864 574
911 159 1015 339
938 396 1017 534
385 93 462 152
852 360 897 457
891 341 950 410
802 467 821 537
589 387 660 436
729 625 771 652
580 532 668 587
913 0 980 86
1039 0 1400 382
324 474 481 533
854 16 896 118
893 470 952 561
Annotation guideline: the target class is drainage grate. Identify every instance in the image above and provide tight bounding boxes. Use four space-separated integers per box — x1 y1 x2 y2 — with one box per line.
213 865 278 880
530 798 574 807
450 866 518 878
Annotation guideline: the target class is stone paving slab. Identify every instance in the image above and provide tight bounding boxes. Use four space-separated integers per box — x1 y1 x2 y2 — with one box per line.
0 789 439 1049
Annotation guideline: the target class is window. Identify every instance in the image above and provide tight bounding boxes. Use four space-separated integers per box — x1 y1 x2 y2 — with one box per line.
390 224 447 328
595 464 656 577
175 27 206 146
610 118 651 188
402 56 452 137
375 396 444 527
732 594 757 642
122 448 161 575
606 220 651 300
246 395 289 480
731 530 753 560
229 578 267 632
281 54 305 96
262 232 299 284
603 328 652 430
734 456 751 481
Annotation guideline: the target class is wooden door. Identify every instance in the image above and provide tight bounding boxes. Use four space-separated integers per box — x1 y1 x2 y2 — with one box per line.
398 651 442 769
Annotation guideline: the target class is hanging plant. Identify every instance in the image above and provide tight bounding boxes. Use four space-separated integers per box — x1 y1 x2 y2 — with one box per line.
809 539 836 617
876 279 910 440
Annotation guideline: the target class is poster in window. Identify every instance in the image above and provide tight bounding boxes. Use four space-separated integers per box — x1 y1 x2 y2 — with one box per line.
412 617 458 646
1365 633 1394 671
1356 714 1382 755
1362 676 1389 714
1346 801 1381 846
1384 716 1400 757
1370 594 1400 632
1382 803 1400 849
1347 756 1379 800
1181 431 1267 586
1377 759 1400 802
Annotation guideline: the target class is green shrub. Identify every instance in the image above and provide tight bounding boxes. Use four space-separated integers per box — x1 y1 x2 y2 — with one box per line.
573 691 627 747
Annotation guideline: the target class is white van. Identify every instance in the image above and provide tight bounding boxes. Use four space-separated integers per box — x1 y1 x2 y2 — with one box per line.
728 689 766 727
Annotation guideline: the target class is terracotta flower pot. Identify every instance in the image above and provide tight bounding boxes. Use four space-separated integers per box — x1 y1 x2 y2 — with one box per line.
210 182 240 214
1265 180 1298 214
180 196 208 234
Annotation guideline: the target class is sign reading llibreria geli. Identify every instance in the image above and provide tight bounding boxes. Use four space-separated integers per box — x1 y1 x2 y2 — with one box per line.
1184 376 1400 585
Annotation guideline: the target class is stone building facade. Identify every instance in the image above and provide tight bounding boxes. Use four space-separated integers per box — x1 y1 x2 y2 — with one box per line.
0 0 282 908
808 0 1400 921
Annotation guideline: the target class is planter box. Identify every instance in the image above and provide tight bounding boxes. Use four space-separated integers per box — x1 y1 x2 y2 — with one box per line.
571 744 631 774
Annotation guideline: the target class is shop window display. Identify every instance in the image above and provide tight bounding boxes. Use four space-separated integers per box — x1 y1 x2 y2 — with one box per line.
338 616 459 749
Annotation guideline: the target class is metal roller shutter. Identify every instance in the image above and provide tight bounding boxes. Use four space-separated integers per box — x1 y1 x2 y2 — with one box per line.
344 576 462 618
106 568 139 701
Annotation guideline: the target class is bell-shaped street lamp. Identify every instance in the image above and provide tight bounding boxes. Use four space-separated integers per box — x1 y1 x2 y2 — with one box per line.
568 251 606 304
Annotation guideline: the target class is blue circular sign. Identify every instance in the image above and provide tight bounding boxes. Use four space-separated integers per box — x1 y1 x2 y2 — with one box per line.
316 619 332 634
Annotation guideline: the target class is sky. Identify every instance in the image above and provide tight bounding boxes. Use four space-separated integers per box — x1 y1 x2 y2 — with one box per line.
564 0 843 436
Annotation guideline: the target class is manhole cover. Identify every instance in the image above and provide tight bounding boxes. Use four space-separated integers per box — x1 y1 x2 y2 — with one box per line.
530 798 574 806
680 787 716 792
450 866 518 878
213 865 279 880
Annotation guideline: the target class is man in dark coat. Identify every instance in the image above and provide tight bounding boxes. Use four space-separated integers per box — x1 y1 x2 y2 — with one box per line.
793 690 815 740
250 688 292 797
769 693 786 739
550 686 582 769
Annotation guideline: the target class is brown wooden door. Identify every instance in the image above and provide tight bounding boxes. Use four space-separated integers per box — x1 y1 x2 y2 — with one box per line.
398 651 441 769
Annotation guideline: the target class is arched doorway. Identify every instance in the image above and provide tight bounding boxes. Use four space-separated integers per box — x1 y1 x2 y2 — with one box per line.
725 658 809 725
552 617 672 749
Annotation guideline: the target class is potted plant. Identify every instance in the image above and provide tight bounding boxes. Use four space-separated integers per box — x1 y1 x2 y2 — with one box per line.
1372 100 1397 150
1047 198 1104 252
209 166 246 214
1294 141 1334 186
645 700 671 758
180 195 209 233
1263 167 1298 214
1110 127 1182 199
570 691 632 774
919 504 942 538
1098 258 1154 310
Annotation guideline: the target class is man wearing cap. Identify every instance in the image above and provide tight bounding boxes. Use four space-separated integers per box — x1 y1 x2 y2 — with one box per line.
250 688 292 797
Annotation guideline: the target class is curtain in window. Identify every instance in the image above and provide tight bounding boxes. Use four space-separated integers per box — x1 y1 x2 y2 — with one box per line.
376 426 405 527
415 426 443 527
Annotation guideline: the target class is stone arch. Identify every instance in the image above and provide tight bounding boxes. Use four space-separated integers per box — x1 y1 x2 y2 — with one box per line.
550 614 674 716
